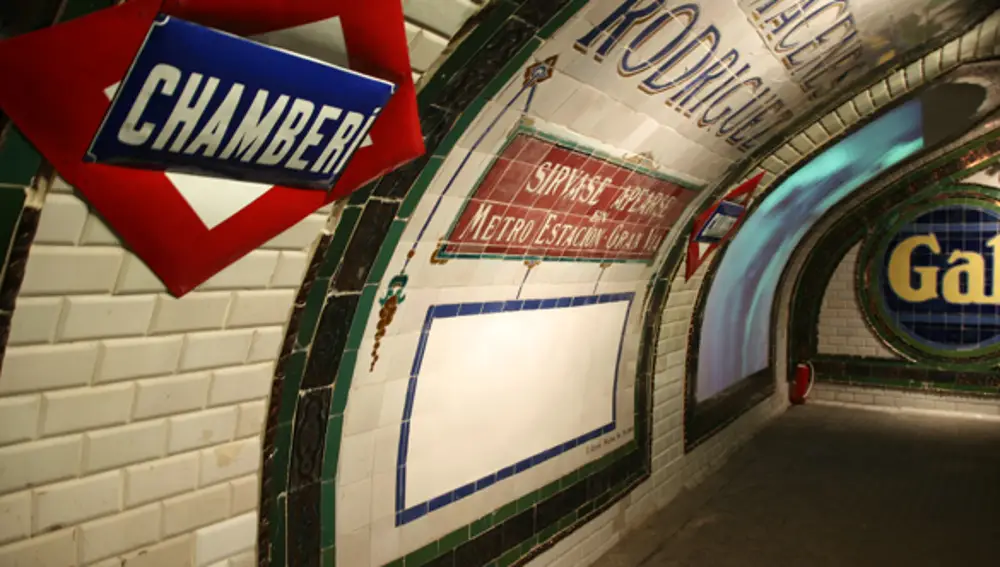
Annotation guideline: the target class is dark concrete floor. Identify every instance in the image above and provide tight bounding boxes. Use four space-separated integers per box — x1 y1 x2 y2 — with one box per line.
598 404 1000 567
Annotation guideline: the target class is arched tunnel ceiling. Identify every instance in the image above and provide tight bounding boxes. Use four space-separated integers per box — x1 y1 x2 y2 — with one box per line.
478 0 1000 189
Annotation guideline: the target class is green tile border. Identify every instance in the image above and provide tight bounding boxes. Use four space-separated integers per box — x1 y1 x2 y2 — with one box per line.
0 128 43 188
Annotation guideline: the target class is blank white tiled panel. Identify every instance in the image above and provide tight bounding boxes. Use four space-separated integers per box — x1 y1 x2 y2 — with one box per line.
403 298 629 506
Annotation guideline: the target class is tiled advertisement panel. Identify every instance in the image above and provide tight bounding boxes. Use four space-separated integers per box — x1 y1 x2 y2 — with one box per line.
398 293 633 525
438 129 697 262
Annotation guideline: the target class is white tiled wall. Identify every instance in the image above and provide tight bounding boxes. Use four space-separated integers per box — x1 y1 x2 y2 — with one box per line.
0 177 325 567
811 383 1000 419
0 2 480 565
816 245 898 359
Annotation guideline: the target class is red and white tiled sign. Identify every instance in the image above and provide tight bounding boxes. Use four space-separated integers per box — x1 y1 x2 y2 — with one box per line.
441 132 697 262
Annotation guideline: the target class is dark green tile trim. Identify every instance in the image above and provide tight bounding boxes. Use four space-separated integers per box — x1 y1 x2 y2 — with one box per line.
296 278 329 347
320 480 336 549
366 220 407 285
321 546 335 567
812 356 1000 396
416 0 520 109
59 0 115 22
440 526 469 553
0 189 25 280
0 190 28 388
404 541 440 567
479 37 543 103
318 207 362 279
344 283 377 351
537 0 590 39
276 351 306 426
432 97 488 159
493 501 518 524
0 128 42 187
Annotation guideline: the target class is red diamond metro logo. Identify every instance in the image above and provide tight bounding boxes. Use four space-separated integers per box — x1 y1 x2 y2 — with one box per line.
0 0 424 296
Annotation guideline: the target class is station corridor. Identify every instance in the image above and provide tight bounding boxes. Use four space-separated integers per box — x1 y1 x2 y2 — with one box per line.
599 404 1000 567
4 1 1000 566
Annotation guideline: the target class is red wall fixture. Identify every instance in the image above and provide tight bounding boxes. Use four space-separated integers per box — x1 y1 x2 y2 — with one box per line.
0 0 424 297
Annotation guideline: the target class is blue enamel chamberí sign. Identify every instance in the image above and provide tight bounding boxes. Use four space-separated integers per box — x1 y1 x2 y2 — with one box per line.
87 14 396 190
873 203 1000 355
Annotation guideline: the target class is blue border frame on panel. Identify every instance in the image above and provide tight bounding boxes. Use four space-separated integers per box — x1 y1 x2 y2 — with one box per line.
394 292 635 526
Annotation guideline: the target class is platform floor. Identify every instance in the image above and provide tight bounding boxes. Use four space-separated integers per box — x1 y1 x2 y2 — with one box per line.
597 404 1000 567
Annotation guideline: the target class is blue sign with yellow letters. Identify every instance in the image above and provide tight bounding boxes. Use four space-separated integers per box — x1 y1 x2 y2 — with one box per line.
872 202 1000 355
87 14 395 190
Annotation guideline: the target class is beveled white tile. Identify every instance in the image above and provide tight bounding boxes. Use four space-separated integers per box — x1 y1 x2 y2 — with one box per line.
343 383 385 437
373 425 401 475
527 73 582 123
516 282 597 301
370 472 396 523
369 514 401 567
383 286 442 336
470 259 534 288
549 84 605 129
526 260 603 285
336 525 371 567
377 377 408 428
336 478 373 535
338 430 376 487
400 194 466 245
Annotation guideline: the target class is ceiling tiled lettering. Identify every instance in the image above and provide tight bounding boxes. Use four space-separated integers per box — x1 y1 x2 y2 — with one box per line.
554 0 990 159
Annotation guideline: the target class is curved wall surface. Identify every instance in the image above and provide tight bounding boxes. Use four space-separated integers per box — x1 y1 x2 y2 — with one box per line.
0 2 998 567
781 104 1000 407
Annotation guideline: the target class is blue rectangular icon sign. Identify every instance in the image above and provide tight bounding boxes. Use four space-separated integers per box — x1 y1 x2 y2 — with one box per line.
695 201 745 243
87 14 396 190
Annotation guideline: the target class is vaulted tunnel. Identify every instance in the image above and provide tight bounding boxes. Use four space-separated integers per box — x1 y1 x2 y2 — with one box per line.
1 1 1000 566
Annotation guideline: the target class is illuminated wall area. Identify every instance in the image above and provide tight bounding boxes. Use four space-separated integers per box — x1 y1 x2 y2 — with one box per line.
0 1 1000 567
792 126 1000 407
